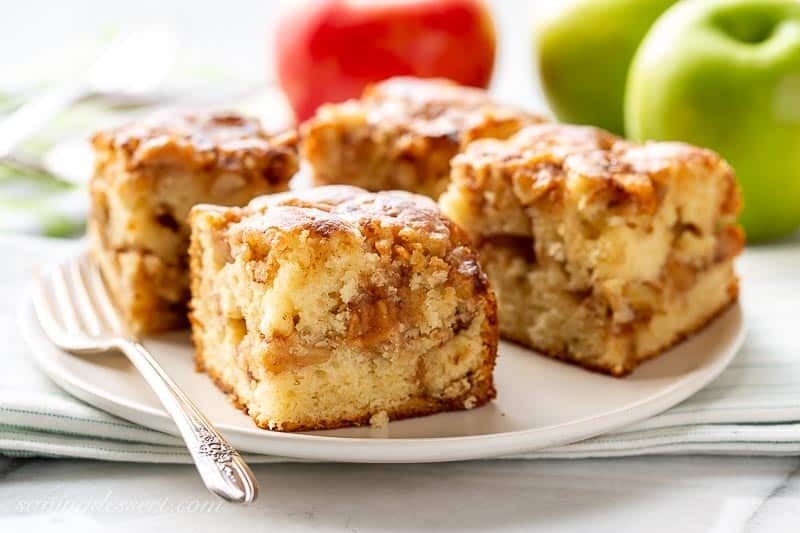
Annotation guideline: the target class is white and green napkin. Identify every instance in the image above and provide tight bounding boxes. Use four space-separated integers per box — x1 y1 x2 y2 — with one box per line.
3 235 800 462
0 32 287 238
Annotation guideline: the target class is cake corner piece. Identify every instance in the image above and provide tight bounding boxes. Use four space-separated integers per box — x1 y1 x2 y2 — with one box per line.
300 76 545 199
441 123 744 376
88 110 298 334
189 185 497 431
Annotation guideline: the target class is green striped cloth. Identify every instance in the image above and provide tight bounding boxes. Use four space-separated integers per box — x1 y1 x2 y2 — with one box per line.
3 235 800 462
0 95 99 237
0 84 284 238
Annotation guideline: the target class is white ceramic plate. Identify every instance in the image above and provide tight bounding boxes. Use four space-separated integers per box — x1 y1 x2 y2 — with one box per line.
22 253 744 463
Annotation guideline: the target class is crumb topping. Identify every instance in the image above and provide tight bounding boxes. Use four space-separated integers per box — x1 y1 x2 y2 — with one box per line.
460 123 617 167
369 411 390 428
330 77 544 142
455 123 741 216
92 111 298 175
227 185 461 255
191 186 494 350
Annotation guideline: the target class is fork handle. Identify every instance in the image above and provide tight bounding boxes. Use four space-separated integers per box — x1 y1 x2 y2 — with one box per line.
116 339 259 503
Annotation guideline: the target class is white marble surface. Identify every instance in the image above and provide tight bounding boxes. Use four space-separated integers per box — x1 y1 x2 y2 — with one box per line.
2 455 800 532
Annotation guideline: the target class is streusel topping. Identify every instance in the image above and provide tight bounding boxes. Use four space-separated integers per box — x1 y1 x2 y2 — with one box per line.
92 111 298 174
454 123 740 215
234 186 460 253
359 77 544 140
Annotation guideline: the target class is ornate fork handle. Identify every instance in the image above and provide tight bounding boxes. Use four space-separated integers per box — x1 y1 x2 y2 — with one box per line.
118 340 258 503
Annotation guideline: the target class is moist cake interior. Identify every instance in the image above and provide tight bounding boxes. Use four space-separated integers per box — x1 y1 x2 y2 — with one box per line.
190 186 497 431
441 124 743 375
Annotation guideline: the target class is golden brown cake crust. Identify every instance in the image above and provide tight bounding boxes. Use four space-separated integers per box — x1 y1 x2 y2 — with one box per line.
300 77 546 198
567 142 742 216
230 185 468 253
359 77 543 142
443 122 744 377
455 122 618 165
454 123 741 216
92 111 298 179
89 111 298 334
189 185 497 431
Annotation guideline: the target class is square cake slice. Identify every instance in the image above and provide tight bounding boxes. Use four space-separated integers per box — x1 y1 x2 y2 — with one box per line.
440 124 744 376
300 76 544 199
89 111 298 334
189 186 497 431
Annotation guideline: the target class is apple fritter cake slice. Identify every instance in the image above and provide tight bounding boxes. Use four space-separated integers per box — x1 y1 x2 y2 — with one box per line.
189 185 497 431
89 111 298 333
440 123 744 376
301 77 545 198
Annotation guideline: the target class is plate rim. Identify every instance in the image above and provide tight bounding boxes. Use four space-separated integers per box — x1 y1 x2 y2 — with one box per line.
21 256 745 463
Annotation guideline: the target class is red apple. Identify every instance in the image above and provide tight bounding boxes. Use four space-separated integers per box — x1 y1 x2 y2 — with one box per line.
274 0 496 121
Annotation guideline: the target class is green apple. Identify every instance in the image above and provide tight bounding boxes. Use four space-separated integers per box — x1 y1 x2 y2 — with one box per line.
626 0 800 242
535 0 677 135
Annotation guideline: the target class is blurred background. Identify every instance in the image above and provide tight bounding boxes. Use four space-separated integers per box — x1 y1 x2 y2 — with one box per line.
0 0 549 236
0 0 546 107
2 0 799 242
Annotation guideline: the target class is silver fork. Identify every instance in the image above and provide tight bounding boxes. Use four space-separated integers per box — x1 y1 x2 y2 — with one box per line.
32 254 259 504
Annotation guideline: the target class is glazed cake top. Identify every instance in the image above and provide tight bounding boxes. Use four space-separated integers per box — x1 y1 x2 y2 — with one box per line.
454 123 741 217
321 77 544 140
92 111 298 174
